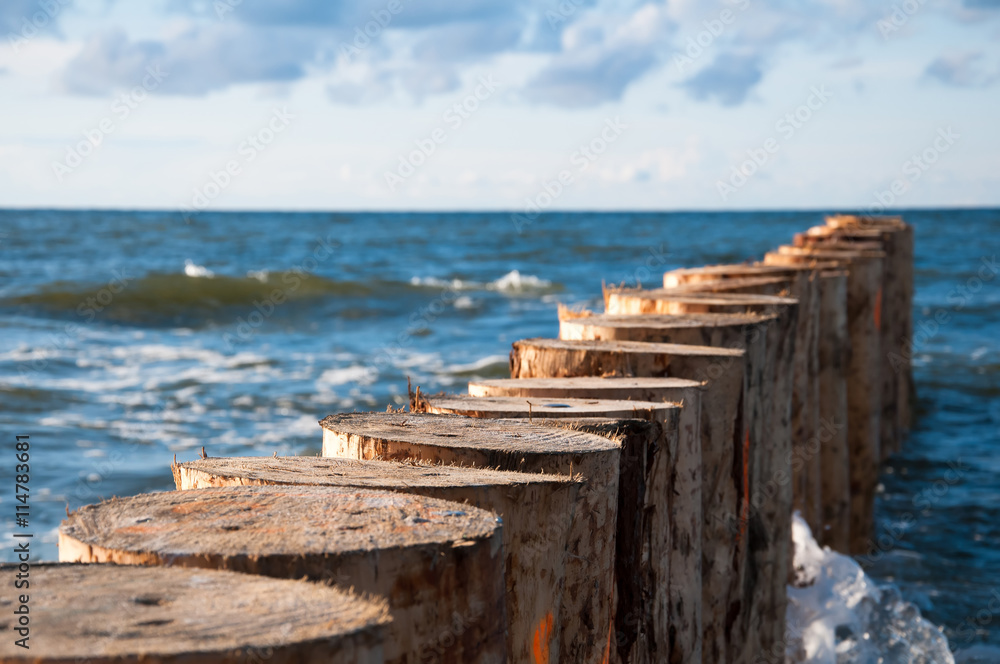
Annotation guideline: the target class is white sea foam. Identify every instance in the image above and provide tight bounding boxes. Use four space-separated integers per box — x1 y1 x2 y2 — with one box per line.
184 260 215 278
786 514 954 663
408 270 554 294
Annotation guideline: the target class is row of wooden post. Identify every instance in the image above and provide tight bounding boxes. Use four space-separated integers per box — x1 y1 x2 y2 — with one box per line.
12 214 913 664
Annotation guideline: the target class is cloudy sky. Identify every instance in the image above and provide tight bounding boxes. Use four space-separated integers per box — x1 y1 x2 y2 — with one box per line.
2 0 998 211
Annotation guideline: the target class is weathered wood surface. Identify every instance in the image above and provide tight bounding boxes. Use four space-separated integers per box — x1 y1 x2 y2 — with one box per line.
815 270 851 551
764 245 885 554
660 268 822 537
795 233 900 457
465 376 705 664
662 262 840 287
419 395 682 664
320 412 620 664
508 337 751 664
650 275 792 297
418 394 672 422
60 486 506 664
604 289 796 317
799 222 913 456
823 214 915 450
174 455 580 664
0 563 390 664
555 311 793 661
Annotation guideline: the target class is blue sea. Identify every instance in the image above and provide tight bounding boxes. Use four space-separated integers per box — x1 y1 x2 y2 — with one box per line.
1 210 997 655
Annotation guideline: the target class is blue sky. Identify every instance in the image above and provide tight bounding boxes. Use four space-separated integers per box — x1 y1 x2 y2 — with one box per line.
2 0 998 211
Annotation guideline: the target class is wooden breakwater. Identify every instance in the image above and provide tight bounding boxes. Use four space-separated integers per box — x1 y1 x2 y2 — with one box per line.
20 213 913 664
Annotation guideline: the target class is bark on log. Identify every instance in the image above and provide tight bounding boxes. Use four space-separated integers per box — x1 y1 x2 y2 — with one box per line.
320 412 620 664
660 268 822 536
823 215 915 449
173 456 581 664
0 563 390 664
800 221 914 456
508 338 752 664
814 270 851 552
556 312 794 661
764 246 885 554
465 377 705 664
795 233 900 458
418 396 683 664
59 486 506 664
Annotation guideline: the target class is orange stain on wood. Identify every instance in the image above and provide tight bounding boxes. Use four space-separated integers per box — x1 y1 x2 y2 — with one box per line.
874 286 883 331
532 612 553 664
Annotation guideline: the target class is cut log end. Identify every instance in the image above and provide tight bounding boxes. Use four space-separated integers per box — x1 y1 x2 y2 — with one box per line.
0 563 389 663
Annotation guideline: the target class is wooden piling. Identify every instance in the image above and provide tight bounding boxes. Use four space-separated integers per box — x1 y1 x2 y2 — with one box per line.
508 338 755 664
59 486 507 664
0 563 390 664
320 412 620 664
417 395 684 664
814 270 852 551
663 263 850 549
764 245 885 554
797 219 915 456
556 311 796 661
173 455 581 664
660 267 822 536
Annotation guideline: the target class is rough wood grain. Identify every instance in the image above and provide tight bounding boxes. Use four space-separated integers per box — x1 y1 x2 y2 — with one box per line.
320 412 620 664
465 377 705 664
814 270 851 551
556 311 793 662
796 231 901 458
173 455 581 664
59 486 506 664
823 215 915 451
418 396 682 664
764 245 885 554
508 337 751 664
0 563 390 664
604 289 797 317
660 269 822 537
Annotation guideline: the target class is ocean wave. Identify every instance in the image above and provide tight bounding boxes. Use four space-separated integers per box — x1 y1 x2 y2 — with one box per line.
409 270 560 295
3 267 561 327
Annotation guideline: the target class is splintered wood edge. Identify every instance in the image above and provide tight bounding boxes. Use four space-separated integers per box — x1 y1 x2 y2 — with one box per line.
561 311 777 329
512 337 745 357
320 411 619 454
59 485 501 561
468 376 704 391
0 562 389 661
174 455 580 490
604 289 799 305
664 261 839 279
423 395 680 420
